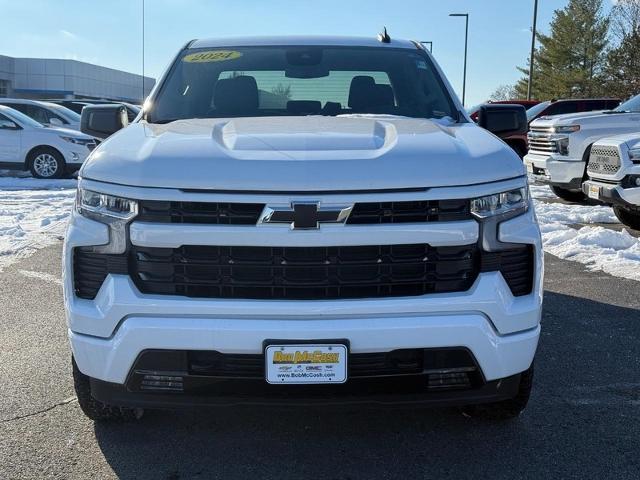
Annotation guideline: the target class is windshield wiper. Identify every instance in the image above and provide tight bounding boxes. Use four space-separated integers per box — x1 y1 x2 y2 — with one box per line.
604 110 632 114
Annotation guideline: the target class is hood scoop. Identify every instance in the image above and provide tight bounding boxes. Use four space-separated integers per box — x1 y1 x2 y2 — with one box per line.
213 117 396 155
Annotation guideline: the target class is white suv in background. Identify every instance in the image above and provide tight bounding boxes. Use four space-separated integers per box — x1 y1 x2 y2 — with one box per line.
0 98 81 131
0 105 96 178
67 35 543 422
583 133 640 229
524 94 640 202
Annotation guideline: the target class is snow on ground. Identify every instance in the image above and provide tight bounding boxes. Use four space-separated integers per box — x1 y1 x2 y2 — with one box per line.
0 171 76 271
531 185 640 281
0 170 639 282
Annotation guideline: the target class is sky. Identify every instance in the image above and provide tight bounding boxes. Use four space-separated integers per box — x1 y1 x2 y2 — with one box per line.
0 0 619 106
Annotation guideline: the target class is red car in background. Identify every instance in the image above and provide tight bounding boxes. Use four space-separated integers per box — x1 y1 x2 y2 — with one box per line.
468 98 621 157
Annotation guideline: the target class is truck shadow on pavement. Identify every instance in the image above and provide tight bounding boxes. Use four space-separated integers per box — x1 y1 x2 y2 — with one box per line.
92 291 640 480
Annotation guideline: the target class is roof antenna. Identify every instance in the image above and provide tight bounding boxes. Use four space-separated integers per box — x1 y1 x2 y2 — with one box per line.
378 27 391 43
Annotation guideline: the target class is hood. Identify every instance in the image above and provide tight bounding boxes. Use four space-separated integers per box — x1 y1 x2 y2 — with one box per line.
81 116 524 191
532 110 617 126
595 132 640 149
41 126 93 139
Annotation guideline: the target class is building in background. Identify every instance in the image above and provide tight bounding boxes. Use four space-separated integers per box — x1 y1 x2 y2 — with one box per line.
0 54 154 104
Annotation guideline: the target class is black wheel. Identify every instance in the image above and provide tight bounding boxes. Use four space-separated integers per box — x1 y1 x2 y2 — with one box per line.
550 185 586 203
72 357 143 422
613 206 640 230
460 365 534 420
27 147 66 179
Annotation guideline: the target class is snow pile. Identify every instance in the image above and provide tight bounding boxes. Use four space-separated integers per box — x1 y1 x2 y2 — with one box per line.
530 186 640 281
541 225 640 281
0 174 76 270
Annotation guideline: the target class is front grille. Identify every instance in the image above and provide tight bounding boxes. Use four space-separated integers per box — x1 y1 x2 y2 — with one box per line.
73 243 535 300
347 199 470 223
528 127 557 155
137 201 265 224
129 244 479 300
587 145 621 175
135 199 472 225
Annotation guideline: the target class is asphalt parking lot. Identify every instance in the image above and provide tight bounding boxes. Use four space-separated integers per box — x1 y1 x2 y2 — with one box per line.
0 242 638 480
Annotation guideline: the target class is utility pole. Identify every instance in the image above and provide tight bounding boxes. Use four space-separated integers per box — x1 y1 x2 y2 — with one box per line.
527 0 539 100
449 14 469 106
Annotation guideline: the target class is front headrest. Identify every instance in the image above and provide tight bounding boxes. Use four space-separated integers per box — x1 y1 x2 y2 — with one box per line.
213 76 259 115
348 76 376 109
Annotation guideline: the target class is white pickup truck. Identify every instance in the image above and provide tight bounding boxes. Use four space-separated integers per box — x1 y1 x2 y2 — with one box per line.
66 35 542 421
583 134 640 229
524 94 640 202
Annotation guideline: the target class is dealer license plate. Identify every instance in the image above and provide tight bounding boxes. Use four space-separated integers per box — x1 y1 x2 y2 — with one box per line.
265 343 348 384
526 162 534 174
588 184 600 200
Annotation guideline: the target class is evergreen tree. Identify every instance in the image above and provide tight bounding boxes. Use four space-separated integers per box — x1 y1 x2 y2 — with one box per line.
515 0 609 100
602 0 640 100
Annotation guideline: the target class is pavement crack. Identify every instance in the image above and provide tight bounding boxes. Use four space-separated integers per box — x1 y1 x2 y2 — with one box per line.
0 397 77 424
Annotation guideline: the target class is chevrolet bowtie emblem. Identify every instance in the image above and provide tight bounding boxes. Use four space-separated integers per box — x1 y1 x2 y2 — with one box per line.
258 203 353 229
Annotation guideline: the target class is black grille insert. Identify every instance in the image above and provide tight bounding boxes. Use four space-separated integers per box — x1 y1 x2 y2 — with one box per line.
347 199 470 224
73 244 534 301
135 199 472 225
129 244 478 300
73 249 128 299
481 245 534 296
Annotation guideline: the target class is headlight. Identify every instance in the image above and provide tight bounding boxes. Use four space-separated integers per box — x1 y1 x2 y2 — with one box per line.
629 147 640 163
60 135 93 145
471 187 529 219
76 188 138 221
553 125 580 134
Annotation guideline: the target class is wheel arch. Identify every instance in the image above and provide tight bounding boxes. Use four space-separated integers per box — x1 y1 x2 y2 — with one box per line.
24 144 65 168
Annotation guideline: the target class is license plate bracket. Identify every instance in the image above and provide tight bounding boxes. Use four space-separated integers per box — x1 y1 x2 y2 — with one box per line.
263 339 349 385
588 184 600 200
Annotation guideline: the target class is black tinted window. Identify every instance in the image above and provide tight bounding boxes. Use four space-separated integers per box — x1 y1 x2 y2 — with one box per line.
546 102 579 115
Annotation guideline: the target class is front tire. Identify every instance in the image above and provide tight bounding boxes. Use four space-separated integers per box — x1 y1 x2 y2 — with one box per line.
551 185 586 203
460 365 534 420
72 357 143 422
613 206 640 230
28 147 65 179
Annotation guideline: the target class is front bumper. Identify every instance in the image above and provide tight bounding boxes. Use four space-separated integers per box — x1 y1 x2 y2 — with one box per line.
524 153 585 190
582 180 640 208
64 178 543 403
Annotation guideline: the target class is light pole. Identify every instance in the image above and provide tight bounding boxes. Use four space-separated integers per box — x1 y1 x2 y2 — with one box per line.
421 41 433 53
142 0 145 101
527 0 539 100
449 13 469 106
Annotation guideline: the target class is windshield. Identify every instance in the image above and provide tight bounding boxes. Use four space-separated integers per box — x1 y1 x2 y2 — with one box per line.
526 100 550 122
49 104 81 123
149 46 458 123
2 107 44 128
614 94 640 113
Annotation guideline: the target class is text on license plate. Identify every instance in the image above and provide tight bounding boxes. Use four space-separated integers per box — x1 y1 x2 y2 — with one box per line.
265 344 348 384
588 184 600 199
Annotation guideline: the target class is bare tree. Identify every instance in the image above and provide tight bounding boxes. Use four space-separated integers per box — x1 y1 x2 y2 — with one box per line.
489 84 518 101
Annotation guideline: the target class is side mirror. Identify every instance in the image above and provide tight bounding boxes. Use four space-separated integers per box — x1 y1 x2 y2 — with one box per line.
0 119 19 130
49 117 64 127
477 104 527 136
80 104 129 139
